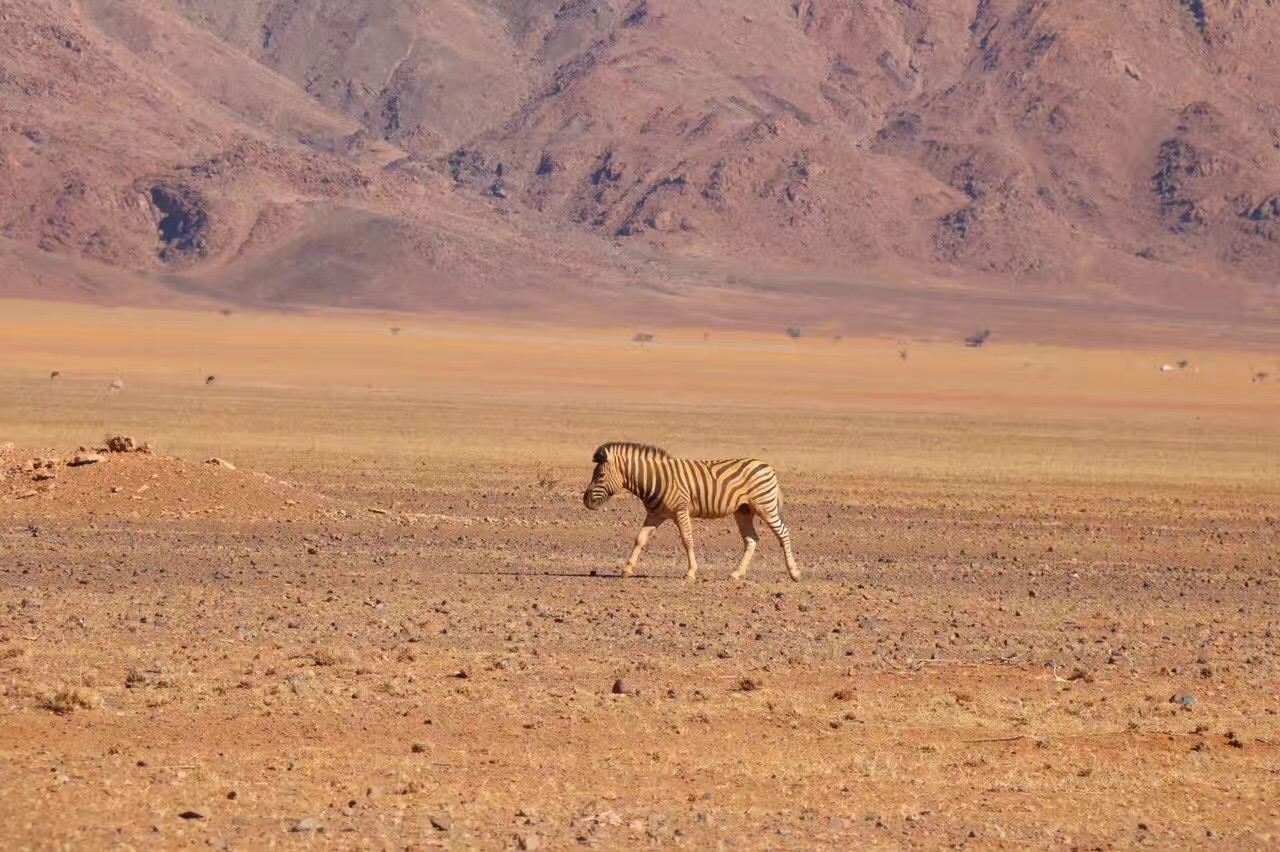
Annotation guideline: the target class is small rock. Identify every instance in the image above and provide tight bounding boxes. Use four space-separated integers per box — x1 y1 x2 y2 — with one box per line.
291 817 321 833
430 815 451 832
612 679 630 695
518 833 542 851
857 618 876 630
1171 694 1196 707
68 453 104 466
205 458 236 470
178 811 204 821
111 486 123 493
105 435 137 453
367 507 389 515
32 471 56 481
16 490 38 499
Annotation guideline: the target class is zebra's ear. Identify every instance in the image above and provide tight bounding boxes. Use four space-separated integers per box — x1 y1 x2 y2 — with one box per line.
592 448 607 464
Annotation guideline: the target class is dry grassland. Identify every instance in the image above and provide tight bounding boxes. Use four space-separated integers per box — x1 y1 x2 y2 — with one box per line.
1 301 1278 848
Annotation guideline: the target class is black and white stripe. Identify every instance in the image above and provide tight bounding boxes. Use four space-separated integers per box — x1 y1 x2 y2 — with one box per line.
583 442 800 581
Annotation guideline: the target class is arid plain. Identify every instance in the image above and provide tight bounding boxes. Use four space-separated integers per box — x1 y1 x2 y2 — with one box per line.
2 301 1279 848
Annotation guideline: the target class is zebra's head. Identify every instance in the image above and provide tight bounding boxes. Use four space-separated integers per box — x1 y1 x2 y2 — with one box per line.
583 445 624 510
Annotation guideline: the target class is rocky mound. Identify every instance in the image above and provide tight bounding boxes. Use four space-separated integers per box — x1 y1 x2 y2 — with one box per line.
0 437 343 524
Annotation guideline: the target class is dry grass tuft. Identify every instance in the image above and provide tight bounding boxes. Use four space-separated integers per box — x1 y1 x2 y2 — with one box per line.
38 686 103 714
310 647 353 667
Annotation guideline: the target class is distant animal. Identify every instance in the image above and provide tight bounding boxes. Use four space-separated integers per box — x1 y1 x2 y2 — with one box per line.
582 442 800 582
108 379 124 393
49 370 60 381
205 375 216 385
1252 371 1269 383
897 348 909 362
965 329 991 348
1159 364 1181 373
632 332 655 347
389 327 402 336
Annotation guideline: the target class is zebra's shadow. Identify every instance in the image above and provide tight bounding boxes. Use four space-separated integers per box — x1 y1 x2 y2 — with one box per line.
466 569 685 581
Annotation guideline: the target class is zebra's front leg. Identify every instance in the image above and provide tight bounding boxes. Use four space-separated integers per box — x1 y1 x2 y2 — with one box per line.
675 509 699 580
622 513 664 577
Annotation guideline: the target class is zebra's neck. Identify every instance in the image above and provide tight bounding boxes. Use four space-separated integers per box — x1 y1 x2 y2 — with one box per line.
620 448 668 506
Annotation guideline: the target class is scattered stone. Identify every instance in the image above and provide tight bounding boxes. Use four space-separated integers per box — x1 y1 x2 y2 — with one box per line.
411 742 427 754
517 833 542 850
104 436 138 453
367 507 389 515
430 815 451 832
858 618 877 630
16 490 38 499
1171 694 1196 707
612 679 630 695
32 471 56 482
291 817 321 833
205 458 236 470
111 486 123 493
226 791 237 800
68 453 104 466
178 811 204 821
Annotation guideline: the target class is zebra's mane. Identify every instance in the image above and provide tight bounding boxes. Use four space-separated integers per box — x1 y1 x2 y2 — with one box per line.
598 441 671 459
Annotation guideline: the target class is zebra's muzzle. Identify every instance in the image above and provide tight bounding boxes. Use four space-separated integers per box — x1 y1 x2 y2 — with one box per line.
583 489 606 510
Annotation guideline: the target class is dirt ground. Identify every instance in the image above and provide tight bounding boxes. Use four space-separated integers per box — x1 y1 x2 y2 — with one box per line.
1 302 1278 849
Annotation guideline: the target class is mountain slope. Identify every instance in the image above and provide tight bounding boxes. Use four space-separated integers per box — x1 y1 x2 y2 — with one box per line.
2 0 1278 343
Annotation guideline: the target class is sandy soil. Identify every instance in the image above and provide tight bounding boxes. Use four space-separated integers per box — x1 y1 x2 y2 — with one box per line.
1 302 1278 848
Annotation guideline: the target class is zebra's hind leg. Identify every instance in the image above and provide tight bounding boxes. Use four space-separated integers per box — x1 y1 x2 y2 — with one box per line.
675 509 699 580
760 509 801 581
730 506 759 580
622 513 664 577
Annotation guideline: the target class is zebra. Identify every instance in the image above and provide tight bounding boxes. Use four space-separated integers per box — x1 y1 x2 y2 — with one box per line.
582 442 801 582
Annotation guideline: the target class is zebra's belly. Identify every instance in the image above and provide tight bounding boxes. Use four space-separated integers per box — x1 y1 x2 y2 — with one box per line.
689 500 740 520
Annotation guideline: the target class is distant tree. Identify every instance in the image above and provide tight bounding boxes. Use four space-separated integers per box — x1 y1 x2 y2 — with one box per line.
964 329 992 348
632 332 655 347
219 308 234 317
389 326 402 336
785 327 804 339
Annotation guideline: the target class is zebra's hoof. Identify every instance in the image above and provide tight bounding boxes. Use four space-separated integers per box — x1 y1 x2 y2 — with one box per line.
788 570 801 582
730 571 745 580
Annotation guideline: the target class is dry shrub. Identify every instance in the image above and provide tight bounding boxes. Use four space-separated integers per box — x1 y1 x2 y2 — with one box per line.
39 686 103 714
534 463 561 491
311 647 352 667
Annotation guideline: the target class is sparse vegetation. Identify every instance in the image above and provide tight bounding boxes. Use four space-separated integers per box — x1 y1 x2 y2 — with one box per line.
535 463 561 491
310 647 352 667
632 332 655 346
38 686 102 714
785 327 803 339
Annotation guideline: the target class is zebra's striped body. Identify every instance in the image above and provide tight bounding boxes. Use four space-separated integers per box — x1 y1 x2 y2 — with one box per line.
583 442 800 581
